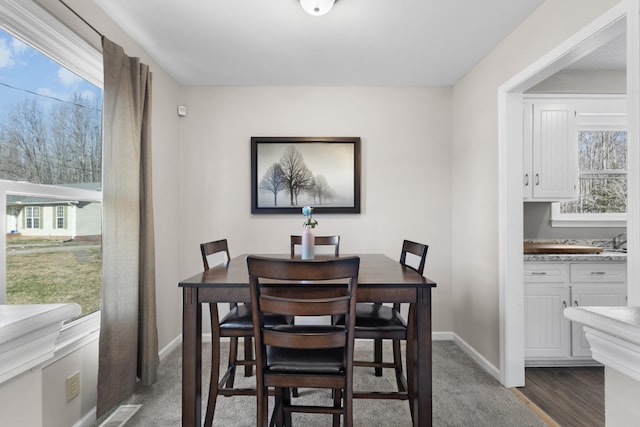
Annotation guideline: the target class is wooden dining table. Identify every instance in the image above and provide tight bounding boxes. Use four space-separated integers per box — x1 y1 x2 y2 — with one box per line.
179 253 437 426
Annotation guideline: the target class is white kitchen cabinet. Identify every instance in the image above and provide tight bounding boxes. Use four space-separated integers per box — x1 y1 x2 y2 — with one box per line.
524 284 571 358
569 266 627 356
524 261 626 365
523 102 578 200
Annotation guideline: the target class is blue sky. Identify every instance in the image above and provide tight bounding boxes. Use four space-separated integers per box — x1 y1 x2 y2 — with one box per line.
0 27 101 115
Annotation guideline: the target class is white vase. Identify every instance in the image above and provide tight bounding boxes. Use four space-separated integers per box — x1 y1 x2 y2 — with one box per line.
301 226 315 259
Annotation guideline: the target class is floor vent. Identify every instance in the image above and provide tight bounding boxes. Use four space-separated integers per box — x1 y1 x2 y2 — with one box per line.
99 404 142 427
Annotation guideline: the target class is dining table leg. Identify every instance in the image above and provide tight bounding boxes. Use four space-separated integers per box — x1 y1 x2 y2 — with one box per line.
415 287 432 426
182 287 202 427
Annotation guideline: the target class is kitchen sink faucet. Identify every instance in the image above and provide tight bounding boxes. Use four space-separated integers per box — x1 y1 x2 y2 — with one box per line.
613 233 627 250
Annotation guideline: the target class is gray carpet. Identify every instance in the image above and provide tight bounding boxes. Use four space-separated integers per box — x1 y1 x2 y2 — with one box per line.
97 341 546 426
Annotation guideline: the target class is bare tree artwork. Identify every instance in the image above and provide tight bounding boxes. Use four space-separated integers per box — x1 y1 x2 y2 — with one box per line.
259 163 286 206
257 146 341 207
251 137 360 213
278 146 315 206
311 174 335 204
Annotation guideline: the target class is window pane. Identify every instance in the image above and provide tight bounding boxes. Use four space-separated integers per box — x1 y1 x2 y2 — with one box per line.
560 130 627 215
6 194 102 319
0 28 102 321
560 172 627 214
578 130 627 171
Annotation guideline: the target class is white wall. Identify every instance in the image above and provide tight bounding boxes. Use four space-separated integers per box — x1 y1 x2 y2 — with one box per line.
178 86 454 332
451 0 622 368
0 368 42 427
42 340 99 427
605 366 640 425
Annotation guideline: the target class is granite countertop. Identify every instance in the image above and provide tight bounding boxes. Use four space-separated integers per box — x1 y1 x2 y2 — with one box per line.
524 252 626 262
524 239 626 262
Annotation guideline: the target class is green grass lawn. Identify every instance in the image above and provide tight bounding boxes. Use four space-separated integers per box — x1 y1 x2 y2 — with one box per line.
6 243 102 318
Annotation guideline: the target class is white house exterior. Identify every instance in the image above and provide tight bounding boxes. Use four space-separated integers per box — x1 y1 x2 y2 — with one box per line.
5 183 102 241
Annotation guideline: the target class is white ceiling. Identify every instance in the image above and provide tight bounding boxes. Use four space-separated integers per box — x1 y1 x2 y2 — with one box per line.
94 0 548 87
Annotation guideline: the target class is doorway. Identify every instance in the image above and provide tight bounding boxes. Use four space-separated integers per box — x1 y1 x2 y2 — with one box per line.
498 1 639 388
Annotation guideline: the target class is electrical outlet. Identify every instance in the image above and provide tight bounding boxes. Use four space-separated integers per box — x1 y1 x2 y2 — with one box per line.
66 371 80 402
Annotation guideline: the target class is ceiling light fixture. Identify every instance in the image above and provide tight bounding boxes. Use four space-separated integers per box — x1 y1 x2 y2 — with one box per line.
300 0 336 17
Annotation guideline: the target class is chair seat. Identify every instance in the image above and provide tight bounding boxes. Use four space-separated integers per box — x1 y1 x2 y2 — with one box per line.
219 303 290 330
267 346 344 374
266 326 346 374
335 303 406 331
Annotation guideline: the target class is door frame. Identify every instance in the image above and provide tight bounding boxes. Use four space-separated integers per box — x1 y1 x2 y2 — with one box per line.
497 0 639 387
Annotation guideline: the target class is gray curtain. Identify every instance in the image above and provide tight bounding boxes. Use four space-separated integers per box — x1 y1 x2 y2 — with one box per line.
97 37 158 418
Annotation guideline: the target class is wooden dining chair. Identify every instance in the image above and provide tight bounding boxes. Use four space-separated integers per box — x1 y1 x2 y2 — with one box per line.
201 239 290 427
337 239 428 404
290 234 340 256
247 255 360 427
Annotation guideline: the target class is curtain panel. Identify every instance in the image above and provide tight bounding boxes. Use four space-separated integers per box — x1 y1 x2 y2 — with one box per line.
97 37 158 417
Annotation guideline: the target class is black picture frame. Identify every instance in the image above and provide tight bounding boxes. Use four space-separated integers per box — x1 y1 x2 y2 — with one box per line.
251 136 361 214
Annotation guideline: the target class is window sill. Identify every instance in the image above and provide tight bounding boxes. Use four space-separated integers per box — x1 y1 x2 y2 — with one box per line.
52 310 100 362
550 203 626 227
551 219 626 228
0 303 81 384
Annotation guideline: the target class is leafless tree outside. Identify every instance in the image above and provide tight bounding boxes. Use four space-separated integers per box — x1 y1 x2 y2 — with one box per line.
561 130 627 214
0 94 102 185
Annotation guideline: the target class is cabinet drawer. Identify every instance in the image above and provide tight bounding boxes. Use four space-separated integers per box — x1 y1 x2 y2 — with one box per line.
570 263 626 283
524 263 569 283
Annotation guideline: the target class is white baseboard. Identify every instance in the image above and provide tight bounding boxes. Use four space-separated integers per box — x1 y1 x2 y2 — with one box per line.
159 335 182 361
72 407 96 427
433 331 453 341
453 333 500 381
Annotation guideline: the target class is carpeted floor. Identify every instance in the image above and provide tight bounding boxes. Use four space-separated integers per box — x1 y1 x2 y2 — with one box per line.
96 340 546 426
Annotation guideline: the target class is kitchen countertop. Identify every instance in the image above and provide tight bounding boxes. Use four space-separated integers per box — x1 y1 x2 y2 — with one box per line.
524 251 626 262
524 239 626 262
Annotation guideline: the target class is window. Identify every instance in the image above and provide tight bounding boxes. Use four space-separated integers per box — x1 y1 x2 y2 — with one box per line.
551 98 627 227
56 205 65 229
25 206 41 229
0 1 103 322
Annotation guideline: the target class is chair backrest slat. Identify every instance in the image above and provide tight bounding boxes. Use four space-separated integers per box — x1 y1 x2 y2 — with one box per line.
264 329 346 349
260 295 349 316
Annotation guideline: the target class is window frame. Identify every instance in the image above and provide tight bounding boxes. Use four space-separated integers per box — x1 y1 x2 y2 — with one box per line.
550 97 627 228
0 0 103 336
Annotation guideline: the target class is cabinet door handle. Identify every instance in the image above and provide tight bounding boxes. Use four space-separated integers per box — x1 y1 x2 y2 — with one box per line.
531 271 547 275
535 173 540 186
590 271 606 275
524 173 529 186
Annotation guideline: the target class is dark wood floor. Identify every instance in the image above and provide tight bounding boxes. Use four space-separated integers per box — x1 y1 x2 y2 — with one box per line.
517 367 604 427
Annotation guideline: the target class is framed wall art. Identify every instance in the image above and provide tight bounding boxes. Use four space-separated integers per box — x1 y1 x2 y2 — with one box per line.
251 136 361 214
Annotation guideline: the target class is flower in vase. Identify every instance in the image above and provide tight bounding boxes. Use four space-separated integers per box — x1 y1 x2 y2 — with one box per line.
302 206 318 228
